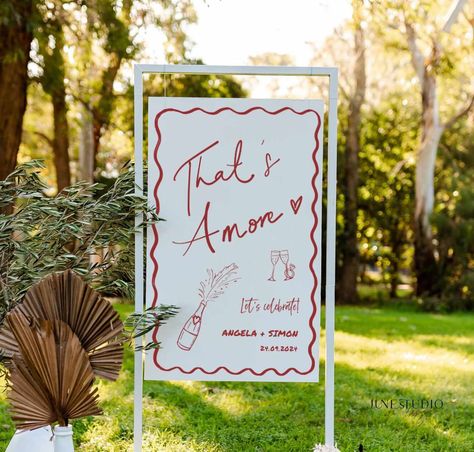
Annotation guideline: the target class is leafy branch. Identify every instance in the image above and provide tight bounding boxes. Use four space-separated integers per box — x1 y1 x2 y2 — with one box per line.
124 305 179 351
0 160 161 321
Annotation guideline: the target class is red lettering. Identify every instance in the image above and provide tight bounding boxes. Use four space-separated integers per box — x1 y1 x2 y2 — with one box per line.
173 139 255 216
264 152 280 177
221 210 283 244
174 141 219 216
173 205 284 255
233 140 255 184
172 201 219 255
248 218 258 233
222 223 247 242
240 297 260 314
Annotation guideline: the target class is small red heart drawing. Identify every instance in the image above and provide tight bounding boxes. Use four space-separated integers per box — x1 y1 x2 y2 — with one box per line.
290 196 303 215
192 316 201 325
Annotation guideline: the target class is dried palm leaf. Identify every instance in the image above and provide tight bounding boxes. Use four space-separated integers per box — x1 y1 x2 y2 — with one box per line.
7 359 56 430
6 311 101 430
0 270 123 380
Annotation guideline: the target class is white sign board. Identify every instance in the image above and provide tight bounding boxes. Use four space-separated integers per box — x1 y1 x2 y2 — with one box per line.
145 97 323 382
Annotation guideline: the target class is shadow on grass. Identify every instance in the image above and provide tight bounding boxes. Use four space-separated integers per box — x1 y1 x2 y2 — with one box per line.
2 358 472 452
132 358 473 452
141 379 325 451
332 362 473 452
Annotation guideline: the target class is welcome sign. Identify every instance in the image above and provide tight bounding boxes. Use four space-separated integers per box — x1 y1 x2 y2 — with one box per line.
145 97 323 382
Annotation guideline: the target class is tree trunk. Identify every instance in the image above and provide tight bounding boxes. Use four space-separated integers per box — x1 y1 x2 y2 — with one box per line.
414 71 443 295
338 6 366 304
52 84 71 191
389 248 400 299
93 120 102 166
389 275 398 299
79 106 95 183
404 3 471 296
40 19 71 192
0 0 33 182
91 53 123 165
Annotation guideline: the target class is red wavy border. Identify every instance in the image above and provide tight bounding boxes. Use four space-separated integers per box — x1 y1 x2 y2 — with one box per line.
150 105 321 377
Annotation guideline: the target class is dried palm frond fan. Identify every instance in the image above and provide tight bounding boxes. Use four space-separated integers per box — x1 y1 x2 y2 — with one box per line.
7 313 101 430
0 270 123 431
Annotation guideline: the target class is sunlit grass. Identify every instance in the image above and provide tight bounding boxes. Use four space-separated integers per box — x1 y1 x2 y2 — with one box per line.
336 331 473 376
0 305 473 451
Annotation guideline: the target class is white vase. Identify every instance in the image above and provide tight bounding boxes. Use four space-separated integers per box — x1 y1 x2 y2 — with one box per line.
6 426 54 452
53 425 74 452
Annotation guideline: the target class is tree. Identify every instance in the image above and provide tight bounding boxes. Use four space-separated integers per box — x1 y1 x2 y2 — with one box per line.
4 0 243 191
75 0 137 182
35 1 71 190
0 1 34 183
90 0 134 163
76 0 198 182
402 0 473 295
338 1 367 303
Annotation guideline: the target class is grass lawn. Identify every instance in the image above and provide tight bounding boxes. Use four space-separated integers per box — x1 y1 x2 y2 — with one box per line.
1 304 473 451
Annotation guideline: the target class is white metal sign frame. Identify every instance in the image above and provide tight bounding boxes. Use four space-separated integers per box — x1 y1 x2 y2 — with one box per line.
134 64 338 451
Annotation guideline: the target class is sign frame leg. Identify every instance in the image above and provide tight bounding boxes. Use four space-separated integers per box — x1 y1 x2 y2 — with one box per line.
133 64 144 452
325 69 339 448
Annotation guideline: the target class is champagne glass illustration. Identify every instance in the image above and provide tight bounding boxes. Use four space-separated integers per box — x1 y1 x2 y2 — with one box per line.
281 249 296 280
268 250 281 281
177 263 239 351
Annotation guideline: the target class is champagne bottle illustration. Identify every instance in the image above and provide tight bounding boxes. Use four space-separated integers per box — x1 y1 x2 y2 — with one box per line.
177 263 239 352
177 301 206 351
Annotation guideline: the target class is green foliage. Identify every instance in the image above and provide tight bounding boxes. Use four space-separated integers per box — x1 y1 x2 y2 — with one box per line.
124 305 179 351
345 85 473 308
149 72 247 99
358 97 416 295
0 160 157 321
35 1 67 97
0 0 40 34
430 118 474 307
95 0 135 59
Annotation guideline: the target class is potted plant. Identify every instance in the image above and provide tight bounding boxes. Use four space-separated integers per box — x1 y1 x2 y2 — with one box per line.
0 270 123 451
0 163 178 450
